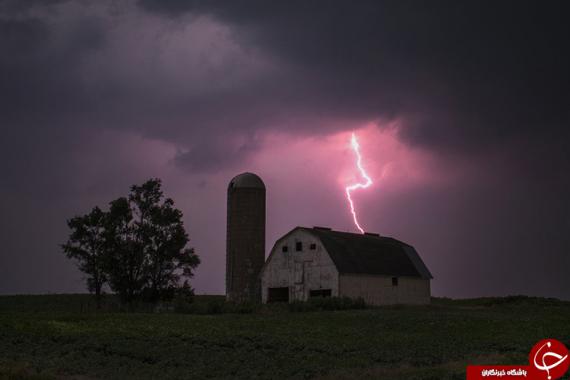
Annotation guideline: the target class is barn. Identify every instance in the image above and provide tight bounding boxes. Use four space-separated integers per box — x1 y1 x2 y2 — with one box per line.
260 226 433 305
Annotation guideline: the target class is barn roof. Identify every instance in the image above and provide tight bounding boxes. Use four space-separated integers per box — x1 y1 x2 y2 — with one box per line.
300 227 433 279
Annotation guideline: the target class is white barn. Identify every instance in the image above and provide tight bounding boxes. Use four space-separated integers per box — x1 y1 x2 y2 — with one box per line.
260 227 433 305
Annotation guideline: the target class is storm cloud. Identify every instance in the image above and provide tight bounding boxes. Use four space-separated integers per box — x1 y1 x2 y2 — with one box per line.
1 0 568 298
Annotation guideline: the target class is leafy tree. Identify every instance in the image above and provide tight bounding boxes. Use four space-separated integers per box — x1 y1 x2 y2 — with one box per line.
103 196 147 305
128 180 200 302
62 206 108 308
62 178 200 308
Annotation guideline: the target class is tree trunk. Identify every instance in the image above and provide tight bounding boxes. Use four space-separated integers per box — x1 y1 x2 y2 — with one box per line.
94 284 102 310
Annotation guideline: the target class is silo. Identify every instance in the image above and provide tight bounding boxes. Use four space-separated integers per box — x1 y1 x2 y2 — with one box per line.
226 172 266 302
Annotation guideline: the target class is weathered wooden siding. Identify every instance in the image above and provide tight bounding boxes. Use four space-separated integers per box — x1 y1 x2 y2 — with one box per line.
339 274 430 305
261 229 339 303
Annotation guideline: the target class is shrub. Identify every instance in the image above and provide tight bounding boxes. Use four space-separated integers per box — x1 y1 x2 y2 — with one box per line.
206 299 225 314
288 300 317 312
232 301 258 314
289 297 367 312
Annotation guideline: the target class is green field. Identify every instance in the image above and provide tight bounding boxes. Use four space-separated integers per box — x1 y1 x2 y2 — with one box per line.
1 295 569 379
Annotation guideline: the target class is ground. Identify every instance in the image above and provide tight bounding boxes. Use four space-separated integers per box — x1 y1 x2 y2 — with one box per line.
0 295 569 379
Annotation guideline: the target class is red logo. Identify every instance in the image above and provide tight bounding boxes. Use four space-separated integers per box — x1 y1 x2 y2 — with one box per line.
467 339 569 380
528 339 569 380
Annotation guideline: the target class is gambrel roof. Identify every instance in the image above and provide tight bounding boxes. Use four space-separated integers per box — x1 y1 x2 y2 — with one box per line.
269 227 433 279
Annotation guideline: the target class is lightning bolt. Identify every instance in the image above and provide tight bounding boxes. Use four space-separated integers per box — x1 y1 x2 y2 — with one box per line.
345 133 373 234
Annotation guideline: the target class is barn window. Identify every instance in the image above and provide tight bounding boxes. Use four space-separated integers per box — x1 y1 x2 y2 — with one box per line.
309 243 316 250
295 242 303 251
282 245 288 253
392 277 399 286
310 289 332 298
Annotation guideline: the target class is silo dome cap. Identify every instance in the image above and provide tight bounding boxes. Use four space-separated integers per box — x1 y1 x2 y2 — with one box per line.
229 172 265 189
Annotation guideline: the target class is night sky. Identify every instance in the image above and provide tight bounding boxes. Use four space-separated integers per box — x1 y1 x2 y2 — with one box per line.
1 1 569 299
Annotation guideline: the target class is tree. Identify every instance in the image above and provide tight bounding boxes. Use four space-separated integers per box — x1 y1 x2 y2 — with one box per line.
128 179 200 302
62 178 200 308
103 196 147 305
62 206 108 309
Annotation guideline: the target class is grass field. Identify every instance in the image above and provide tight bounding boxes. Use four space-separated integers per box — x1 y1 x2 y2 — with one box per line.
1 295 569 379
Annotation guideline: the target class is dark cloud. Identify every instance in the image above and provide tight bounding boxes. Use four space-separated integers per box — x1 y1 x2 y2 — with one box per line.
3 1 569 156
0 0 69 13
0 8 107 128
174 132 262 172
138 0 570 153
0 1 568 298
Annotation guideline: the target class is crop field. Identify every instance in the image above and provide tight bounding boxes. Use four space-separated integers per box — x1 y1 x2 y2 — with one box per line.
0 295 569 379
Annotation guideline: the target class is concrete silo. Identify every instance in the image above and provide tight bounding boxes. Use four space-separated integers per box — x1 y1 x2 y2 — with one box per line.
226 172 266 302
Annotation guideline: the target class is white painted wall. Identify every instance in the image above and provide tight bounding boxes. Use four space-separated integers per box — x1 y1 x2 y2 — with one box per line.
261 229 339 303
339 274 431 305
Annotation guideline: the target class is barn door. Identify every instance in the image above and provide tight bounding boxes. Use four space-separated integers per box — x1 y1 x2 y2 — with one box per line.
293 261 304 300
294 261 303 284
267 287 289 303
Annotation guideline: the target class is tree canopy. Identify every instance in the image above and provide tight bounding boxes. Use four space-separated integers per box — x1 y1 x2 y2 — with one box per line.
62 179 200 307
